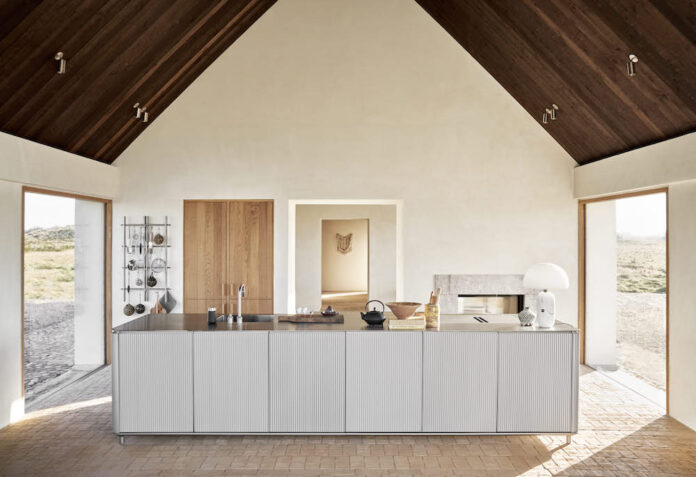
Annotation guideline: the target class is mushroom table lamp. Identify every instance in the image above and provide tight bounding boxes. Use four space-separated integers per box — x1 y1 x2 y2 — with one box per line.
523 263 569 328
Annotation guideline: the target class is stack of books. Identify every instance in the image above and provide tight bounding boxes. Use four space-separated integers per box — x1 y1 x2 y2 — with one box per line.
388 317 426 330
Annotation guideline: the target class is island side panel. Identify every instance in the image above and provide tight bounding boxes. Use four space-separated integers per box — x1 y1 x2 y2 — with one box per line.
423 332 498 432
497 332 575 433
111 332 120 434
193 331 269 433
345 332 423 433
269 331 345 432
118 332 194 433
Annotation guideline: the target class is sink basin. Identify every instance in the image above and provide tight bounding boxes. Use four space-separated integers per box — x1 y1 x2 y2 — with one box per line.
238 314 275 322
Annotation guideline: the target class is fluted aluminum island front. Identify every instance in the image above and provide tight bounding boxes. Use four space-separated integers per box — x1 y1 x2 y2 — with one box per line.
111 313 579 441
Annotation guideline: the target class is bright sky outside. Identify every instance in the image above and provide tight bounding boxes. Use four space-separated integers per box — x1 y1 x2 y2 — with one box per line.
616 193 666 238
24 192 75 230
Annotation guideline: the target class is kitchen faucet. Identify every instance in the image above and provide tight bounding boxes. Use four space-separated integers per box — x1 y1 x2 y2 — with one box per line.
237 284 246 322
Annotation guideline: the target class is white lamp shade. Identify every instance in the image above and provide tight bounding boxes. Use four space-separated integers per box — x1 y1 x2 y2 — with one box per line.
523 263 569 290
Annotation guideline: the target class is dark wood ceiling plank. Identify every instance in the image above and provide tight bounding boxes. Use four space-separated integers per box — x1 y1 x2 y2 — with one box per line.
416 0 696 164
85 0 262 160
65 0 237 155
23 0 211 145
93 0 277 162
0 0 134 137
416 0 626 162
492 0 665 142
547 0 694 131
590 0 696 115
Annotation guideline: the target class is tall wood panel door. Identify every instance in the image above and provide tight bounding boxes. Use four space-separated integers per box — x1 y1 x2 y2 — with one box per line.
184 200 273 314
183 201 228 314
228 201 274 314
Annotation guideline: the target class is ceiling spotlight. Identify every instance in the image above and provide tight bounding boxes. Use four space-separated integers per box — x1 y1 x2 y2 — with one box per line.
133 103 148 122
550 104 559 120
542 111 549 124
627 54 638 76
54 52 66 74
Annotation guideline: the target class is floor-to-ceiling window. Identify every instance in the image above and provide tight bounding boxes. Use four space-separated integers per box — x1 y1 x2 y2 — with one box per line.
583 190 667 408
23 189 110 407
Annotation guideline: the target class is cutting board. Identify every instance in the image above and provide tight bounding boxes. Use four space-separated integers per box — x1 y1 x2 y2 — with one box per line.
278 313 344 323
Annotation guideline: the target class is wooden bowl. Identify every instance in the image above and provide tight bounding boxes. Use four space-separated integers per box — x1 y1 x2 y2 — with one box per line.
385 302 422 320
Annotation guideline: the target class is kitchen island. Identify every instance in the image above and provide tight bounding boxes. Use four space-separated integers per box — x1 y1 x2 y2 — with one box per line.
112 313 578 441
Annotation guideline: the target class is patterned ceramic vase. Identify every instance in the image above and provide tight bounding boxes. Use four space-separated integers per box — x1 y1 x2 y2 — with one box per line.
518 306 536 326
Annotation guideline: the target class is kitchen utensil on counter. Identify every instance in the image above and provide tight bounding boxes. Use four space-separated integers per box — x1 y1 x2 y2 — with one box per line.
208 307 217 325
425 289 441 328
361 300 386 325
321 305 338 316
147 273 157 287
518 306 536 326
424 303 440 328
135 292 145 314
151 258 166 274
385 302 421 320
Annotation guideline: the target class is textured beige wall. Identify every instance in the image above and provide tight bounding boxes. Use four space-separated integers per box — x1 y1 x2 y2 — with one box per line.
112 0 577 324
321 219 369 293
667 182 696 430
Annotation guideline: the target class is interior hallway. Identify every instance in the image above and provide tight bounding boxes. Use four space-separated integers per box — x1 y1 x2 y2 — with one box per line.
1 366 695 476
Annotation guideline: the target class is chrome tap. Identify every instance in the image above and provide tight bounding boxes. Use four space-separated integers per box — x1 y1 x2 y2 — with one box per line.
237 284 246 322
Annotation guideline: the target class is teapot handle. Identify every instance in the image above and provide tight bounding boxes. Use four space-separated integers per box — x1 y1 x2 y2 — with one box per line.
364 300 385 312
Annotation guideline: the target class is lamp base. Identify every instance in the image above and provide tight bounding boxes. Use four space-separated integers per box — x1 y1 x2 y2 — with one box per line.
536 290 556 328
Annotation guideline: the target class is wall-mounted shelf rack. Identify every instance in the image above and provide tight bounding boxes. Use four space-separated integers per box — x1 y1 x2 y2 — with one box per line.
122 216 170 309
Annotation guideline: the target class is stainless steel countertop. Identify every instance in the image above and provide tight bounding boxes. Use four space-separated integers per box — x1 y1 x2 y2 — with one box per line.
112 312 577 333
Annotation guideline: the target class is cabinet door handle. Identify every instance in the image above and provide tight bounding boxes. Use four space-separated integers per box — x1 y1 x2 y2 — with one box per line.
221 283 225 297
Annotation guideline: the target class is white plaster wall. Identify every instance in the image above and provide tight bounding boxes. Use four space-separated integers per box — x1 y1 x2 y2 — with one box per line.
0 180 23 430
112 0 577 327
584 201 617 368
0 132 119 198
667 181 696 430
74 200 105 366
321 219 369 293
574 133 696 199
296 204 397 311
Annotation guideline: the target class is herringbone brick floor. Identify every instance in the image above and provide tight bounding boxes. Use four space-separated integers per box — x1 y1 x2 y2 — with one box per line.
1 366 695 476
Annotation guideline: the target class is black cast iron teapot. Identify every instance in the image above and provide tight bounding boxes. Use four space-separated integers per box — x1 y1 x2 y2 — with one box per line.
361 300 386 325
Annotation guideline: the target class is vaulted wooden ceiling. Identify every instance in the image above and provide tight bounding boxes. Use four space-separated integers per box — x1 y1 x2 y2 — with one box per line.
416 0 696 164
0 0 276 164
0 1 694 165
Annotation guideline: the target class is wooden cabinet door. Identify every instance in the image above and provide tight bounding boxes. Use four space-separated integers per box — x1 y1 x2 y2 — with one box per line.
269 332 345 432
497 332 576 433
183 201 228 307
117 332 193 433
228 201 273 303
423 332 497 432
345 332 422 432
193 331 268 432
